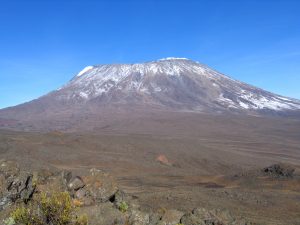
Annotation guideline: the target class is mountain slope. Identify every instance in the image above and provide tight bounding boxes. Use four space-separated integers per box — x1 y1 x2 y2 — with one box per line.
50 57 300 111
0 58 300 130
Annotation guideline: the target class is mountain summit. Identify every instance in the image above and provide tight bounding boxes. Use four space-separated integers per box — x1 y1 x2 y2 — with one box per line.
48 57 300 111
0 58 300 130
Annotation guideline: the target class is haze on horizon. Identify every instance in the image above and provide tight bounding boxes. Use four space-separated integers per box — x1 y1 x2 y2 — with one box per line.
1 0 300 109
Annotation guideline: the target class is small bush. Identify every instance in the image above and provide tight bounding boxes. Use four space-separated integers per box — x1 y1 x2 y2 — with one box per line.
8 191 88 225
40 191 73 224
11 205 42 224
118 201 129 213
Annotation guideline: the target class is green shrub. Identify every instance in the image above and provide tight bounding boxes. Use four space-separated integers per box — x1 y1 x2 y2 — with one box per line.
11 205 42 224
40 192 73 224
118 201 129 213
8 191 88 225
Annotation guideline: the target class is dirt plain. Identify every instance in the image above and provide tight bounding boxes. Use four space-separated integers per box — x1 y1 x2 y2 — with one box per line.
1 111 300 224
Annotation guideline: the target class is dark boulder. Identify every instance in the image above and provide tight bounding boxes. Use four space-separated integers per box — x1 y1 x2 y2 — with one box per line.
263 164 295 178
0 172 36 211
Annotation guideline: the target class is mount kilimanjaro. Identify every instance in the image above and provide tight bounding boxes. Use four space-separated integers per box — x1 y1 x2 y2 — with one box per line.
1 57 300 131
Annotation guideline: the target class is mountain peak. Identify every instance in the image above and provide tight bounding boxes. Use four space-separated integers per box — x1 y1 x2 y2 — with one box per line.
1 58 300 130
49 58 300 113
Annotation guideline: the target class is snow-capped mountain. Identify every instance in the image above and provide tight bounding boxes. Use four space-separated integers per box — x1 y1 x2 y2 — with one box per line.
50 57 300 112
0 57 300 130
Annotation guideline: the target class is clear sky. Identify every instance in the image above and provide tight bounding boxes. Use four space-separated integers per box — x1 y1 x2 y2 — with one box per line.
1 0 300 109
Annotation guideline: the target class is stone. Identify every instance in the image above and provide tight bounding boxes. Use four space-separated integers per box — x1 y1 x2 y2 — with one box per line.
129 209 150 225
75 188 86 199
78 202 127 225
6 173 35 203
149 213 162 225
0 172 36 211
68 176 85 191
263 164 295 178
0 196 10 211
157 209 184 225
61 170 73 185
74 188 95 206
83 168 118 203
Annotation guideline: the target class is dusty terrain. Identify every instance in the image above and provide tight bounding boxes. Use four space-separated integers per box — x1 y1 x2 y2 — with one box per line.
1 112 300 224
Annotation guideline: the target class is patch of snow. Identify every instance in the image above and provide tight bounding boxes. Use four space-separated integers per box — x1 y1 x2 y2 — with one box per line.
128 80 141 90
94 87 107 95
159 57 189 61
238 91 300 110
79 92 89 99
154 87 162 92
277 96 291 101
239 101 250 109
77 66 94 77
191 65 206 75
218 94 238 108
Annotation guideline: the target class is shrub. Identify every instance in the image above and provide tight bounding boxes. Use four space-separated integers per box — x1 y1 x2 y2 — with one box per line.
11 205 42 224
118 201 129 213
8 191 88 225
40 191 73 224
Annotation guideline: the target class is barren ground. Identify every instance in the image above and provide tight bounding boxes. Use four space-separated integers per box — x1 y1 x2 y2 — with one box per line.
1 113 300 224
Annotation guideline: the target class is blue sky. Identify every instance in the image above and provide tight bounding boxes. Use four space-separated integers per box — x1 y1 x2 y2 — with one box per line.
1 0 300 109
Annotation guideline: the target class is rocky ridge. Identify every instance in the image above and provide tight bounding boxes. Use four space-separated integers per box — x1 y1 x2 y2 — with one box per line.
0 159 255 225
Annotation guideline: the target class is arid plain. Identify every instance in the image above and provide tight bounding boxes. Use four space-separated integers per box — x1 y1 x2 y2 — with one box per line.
1 111 300 224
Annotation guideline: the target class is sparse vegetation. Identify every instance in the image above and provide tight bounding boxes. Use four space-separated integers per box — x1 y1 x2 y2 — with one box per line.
6 192 88 225
10 205 42 225
118 201 129 213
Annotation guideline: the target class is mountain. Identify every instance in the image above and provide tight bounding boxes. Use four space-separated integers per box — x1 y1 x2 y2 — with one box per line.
0 57 300 131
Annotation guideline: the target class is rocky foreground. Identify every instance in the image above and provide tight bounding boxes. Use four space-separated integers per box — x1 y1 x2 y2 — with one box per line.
0 159 257 225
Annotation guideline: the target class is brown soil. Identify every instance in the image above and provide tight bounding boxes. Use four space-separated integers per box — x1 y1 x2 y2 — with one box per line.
1 113 300 224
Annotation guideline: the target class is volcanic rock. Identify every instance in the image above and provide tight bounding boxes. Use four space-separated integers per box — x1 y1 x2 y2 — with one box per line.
263 164 295 178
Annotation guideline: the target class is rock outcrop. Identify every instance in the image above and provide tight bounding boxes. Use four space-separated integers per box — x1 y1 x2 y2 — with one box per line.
262 164 295 178
0 160 35 210
0 159 254 225
180 208 253 225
